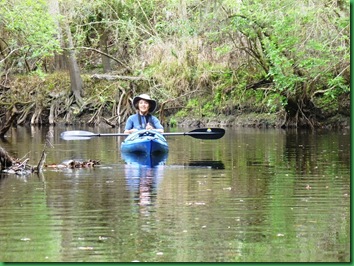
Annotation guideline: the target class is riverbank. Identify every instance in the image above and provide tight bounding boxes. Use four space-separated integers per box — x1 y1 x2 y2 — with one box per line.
55 111 350 130
173 112 350 129
0 74 350 132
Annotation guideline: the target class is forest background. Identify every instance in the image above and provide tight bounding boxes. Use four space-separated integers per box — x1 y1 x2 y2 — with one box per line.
0 0 350 133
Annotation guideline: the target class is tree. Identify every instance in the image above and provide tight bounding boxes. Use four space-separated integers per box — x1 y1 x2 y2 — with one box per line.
0 0 61 75
58 1 84 105
219 0 350 127
0 0 350 127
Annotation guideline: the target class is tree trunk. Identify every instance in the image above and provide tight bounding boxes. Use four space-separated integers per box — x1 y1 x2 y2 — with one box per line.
50 2 83 105
99 30 111 73
47 0 67 70
63 21 83 105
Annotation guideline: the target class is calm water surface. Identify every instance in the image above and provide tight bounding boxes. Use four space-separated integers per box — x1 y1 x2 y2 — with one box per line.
0 126 350 262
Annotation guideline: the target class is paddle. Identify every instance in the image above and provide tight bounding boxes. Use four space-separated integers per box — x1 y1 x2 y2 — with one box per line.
60 128 225 140
163 128 225 139
60 130 129 140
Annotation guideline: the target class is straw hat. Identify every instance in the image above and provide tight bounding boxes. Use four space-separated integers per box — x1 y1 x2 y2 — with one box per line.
132 94 157 113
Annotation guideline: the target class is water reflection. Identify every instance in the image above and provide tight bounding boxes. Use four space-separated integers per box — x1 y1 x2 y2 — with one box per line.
0 126 350 262
124 163 165 218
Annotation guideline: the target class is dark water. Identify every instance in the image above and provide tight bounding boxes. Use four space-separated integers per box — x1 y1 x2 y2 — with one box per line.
0 126 350 262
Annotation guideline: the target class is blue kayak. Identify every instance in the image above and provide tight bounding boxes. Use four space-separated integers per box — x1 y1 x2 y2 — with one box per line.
120 130 169 155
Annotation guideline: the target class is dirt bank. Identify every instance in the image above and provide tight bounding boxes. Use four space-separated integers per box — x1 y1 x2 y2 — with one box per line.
174 112 350 129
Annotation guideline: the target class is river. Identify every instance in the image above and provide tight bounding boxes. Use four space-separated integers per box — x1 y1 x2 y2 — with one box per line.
0 126 350 262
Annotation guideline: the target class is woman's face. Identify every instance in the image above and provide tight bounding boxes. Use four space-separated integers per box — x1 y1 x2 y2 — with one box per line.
138 99 150 114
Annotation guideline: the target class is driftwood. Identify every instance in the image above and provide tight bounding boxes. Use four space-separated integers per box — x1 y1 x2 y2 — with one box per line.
0 144 101 176
0 146 35 175
45 159 100 169
1 129 47 175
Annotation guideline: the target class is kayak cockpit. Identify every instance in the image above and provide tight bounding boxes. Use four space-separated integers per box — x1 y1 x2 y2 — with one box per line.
120 130 169 155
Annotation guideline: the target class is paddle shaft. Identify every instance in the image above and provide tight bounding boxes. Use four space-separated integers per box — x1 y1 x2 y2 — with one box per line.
81 133 128 137
163 131 221 136
60 128 225 140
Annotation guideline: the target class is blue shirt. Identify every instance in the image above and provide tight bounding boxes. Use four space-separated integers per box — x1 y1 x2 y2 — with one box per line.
124 114 164 131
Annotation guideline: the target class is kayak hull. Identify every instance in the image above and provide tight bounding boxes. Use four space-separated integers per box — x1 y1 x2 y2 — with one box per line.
121 130 169 155
121 152 168 167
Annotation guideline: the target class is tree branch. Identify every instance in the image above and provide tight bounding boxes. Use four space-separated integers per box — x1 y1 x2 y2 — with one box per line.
74 46 131 71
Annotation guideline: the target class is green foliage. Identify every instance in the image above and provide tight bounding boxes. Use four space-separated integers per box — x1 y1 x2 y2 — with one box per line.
312 93 339 116
224 0 349 100
327 76 350 97
266 93 287 113
214 45 233 56
168 116 177 127
0 0 61 71
0 0 349 121
175 98 201 118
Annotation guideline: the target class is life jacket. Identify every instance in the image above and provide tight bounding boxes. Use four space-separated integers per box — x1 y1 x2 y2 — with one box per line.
138 114 154 129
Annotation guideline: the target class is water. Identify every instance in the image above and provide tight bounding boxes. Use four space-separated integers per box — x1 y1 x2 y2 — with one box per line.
0 126 350 262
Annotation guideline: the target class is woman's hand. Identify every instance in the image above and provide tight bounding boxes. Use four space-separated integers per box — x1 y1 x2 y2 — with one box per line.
124 129 138 134
146 123 153 130
146 123 164 133
147 124 164 133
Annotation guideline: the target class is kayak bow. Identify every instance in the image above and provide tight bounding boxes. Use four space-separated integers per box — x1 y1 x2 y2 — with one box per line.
120 130 169 155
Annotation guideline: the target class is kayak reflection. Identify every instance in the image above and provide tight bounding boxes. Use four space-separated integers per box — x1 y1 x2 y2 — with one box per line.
121 151 168 167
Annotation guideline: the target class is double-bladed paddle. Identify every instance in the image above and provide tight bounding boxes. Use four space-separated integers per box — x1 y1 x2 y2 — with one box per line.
60 128 225 140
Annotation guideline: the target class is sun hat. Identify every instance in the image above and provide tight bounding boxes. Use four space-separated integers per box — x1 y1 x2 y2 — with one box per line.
132 94 157 113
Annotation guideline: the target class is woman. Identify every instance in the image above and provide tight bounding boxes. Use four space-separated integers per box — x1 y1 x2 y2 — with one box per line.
124 94 164 134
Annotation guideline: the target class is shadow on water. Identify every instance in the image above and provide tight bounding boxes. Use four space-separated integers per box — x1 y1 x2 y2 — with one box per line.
184 160 225 169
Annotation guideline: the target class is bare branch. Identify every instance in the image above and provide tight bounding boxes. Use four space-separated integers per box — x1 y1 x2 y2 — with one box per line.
74 46 131 71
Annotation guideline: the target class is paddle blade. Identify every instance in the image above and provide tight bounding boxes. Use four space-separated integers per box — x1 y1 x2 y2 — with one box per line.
60 130 96 140
188 128 225 139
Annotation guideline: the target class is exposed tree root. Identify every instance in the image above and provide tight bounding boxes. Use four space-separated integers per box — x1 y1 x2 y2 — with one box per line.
0 73 349 129
0 106 20 138
0 147 15 170
30 104 43 125
17 103 35 125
